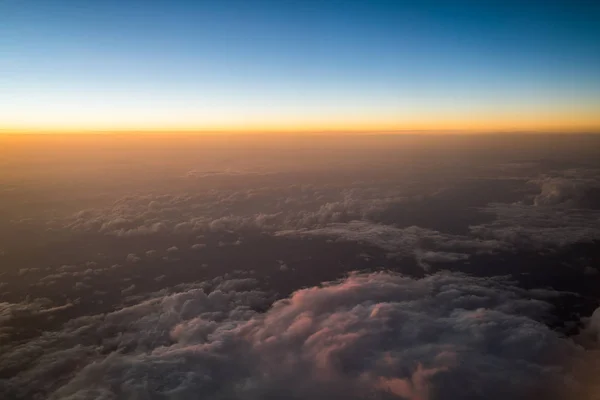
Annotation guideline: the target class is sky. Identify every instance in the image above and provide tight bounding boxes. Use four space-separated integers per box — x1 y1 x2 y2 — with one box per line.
1 0 599 133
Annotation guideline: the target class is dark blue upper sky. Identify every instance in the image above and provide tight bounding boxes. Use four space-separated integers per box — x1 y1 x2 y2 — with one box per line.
1 0 599 131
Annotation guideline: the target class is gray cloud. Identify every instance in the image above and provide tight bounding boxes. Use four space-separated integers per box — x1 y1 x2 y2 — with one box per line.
530 174 600 208
40 167 600 268
0 298 75 341
126 253 141 263
1 272 597 400
277 221 503 268
185 169 268 179
57 185 411 238
470 203 600 248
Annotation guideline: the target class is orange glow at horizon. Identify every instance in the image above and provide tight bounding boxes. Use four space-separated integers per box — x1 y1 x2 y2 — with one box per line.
3 108 600 135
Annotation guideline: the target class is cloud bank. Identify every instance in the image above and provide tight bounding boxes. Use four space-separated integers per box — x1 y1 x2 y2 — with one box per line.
1 271 597 400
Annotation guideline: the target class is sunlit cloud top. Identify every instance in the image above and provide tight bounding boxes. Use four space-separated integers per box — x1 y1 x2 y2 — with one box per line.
1 0 599 133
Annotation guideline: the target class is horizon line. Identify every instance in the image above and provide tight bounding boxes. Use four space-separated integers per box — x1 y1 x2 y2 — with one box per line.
3 127 600 136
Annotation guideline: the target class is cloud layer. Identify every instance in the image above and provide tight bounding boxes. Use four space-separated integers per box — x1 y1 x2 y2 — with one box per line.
51 166 600 262
1 271 597 400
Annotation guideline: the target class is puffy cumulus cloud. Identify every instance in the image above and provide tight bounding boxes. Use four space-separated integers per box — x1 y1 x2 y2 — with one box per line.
470 203 600 248
121 284 136 295
202 190 409 235
0 298 75 341
113 221 169 237
185 169 268 178
47 168 600 255
277 259 289 271
18 267 40 275
531 175 600 209
576 306 600 348
0 298 73 324
588 308 600 342
62 194 207 237
277 221 504 267
55 185 411 238
1 271 597 400
126 253 141 263
415 250 470 271
466 169 600 249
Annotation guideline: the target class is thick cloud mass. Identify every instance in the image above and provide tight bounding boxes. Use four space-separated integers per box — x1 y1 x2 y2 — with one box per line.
1 272 597 400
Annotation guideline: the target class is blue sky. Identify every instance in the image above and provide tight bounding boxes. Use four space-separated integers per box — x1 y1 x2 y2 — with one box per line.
1 0 599 131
